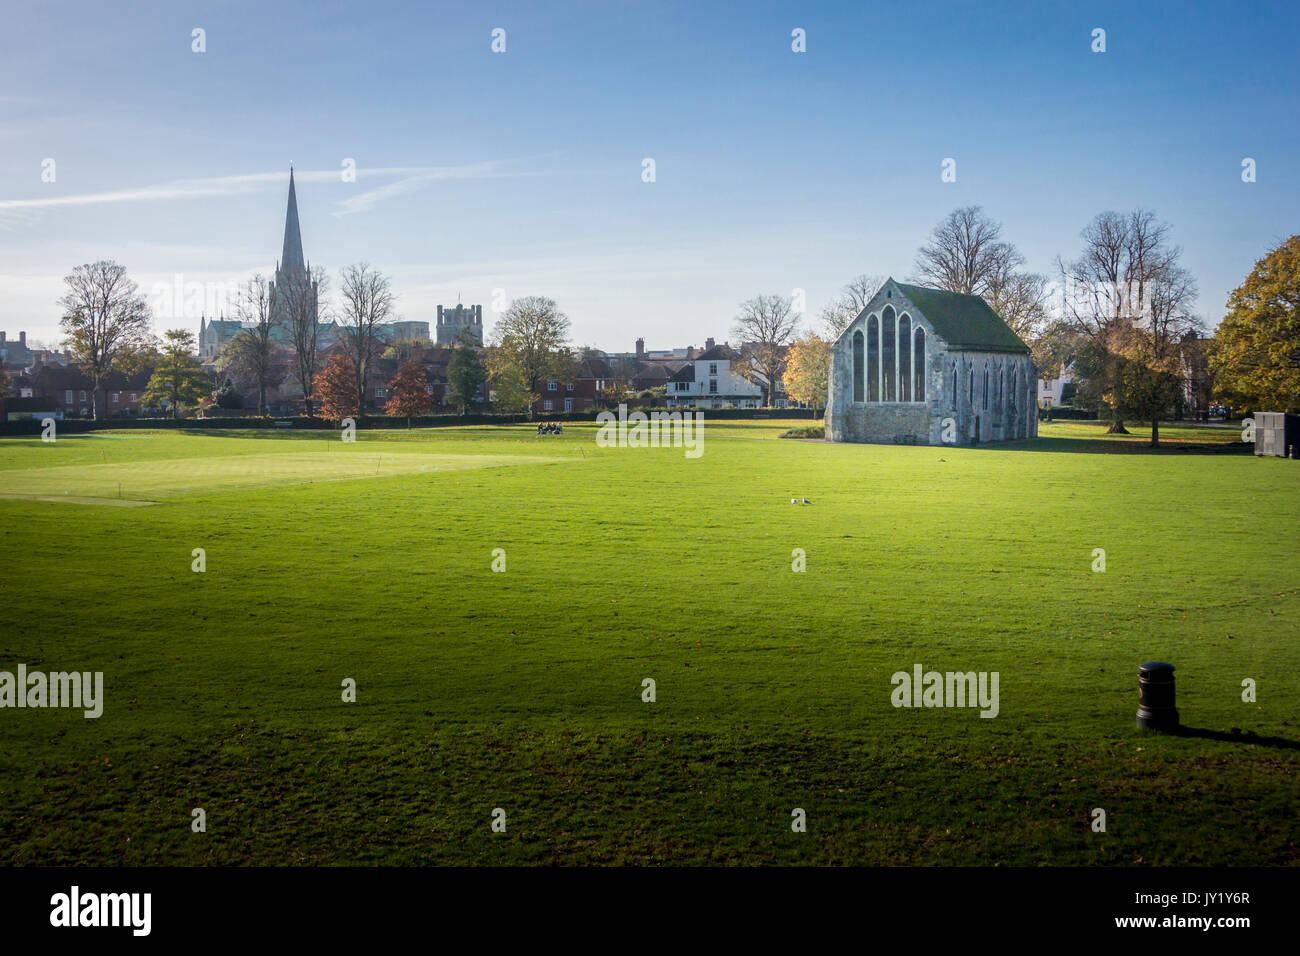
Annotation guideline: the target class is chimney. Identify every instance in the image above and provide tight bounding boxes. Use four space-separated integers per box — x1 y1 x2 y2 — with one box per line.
1 331 5 343
635 337 645 358
687 346 696 359
705 337 715 350
19 331 26 347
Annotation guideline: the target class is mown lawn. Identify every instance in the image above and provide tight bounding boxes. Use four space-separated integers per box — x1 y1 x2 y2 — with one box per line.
0 420 1296 865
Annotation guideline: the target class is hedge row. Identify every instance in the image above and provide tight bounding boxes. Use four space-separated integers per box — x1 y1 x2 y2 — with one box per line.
0 405 820 436
1039 407 1100 420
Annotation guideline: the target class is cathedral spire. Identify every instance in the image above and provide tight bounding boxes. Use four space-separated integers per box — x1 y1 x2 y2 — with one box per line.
280 166 306 277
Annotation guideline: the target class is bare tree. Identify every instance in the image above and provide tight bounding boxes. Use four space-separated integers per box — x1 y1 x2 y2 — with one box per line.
337 263 395 413
58 260 153 420
987 270 1050 341
280 264 328 417
819 273 884 337
226 274 276 416
732 294 800 406
914 206 1048 343
1057 209 1199 436
914 206 1015 294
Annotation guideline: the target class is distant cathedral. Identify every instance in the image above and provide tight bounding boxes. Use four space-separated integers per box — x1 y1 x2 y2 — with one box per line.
436 303 483 346
269 167 318 331
199 168 467 361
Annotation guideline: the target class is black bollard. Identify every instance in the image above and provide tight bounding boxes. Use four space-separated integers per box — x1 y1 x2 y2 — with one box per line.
1136 661 1179 731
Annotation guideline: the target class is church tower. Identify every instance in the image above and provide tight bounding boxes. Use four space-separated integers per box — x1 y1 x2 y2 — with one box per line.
270 167 317 329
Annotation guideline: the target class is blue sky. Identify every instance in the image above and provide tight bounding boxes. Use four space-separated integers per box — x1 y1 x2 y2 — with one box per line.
1 0 1297 350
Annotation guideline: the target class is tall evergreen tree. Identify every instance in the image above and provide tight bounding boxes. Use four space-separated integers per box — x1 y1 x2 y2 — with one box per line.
142 329 210 419
446 328 486 415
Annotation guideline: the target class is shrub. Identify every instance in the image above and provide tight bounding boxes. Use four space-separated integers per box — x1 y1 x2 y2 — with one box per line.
779 425 825 439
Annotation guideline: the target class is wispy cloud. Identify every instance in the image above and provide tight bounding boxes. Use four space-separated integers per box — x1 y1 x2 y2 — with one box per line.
0 163 526 223
330 160 524 217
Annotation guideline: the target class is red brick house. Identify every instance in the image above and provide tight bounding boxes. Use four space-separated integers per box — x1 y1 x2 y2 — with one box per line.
32 366 157 419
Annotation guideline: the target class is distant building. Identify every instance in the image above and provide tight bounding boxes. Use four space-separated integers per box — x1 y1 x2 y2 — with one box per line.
0 331 33 369
198 169 326 375
30 366 155 419
435 304 483 346
1038 364 1074 408
391 320 431 343
826 278 1036 445
199 317 244 360
665 343 764 410
269 168 319 335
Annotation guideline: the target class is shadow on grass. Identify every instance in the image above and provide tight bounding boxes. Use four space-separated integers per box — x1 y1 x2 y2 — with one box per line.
1172 725 1300 750
1005 436 1253 455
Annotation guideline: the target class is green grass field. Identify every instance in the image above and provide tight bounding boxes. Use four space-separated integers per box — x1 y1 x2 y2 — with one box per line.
1 420 1296 865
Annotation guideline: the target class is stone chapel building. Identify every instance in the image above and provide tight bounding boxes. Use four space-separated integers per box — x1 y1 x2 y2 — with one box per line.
825 278 1037 445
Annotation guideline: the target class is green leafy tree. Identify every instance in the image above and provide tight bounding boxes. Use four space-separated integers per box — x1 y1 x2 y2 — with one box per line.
446 328 486 415
487 295 578 418
1028 319 1087 385
142 329 210 418
486 353 532 419
1209 235 1300 414
213 377 244 410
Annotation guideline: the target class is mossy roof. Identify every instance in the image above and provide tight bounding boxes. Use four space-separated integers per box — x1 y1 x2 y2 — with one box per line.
894 282 1030 353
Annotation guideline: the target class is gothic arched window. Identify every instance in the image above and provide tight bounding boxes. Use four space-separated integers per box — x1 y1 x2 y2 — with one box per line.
983 365 990 410
898 314 912 402
867 315 879 402
914 329 926 402
852 330 864 403
882 306 896 402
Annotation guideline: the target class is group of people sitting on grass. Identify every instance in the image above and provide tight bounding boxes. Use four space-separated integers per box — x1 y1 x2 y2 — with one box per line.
536 422 564 435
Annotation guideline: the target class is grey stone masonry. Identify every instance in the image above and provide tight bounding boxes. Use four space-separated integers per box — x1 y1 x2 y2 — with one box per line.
825 278 1037 446
436 304 484 346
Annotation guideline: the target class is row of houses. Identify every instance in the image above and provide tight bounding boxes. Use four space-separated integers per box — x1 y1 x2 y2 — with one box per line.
2 330 794 420
205 333 791 417
3 365 159 421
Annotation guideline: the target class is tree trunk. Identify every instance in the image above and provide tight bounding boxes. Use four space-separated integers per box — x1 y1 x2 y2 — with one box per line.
1107 420 1129 434
93 379 104 421
1150 418 1159 447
